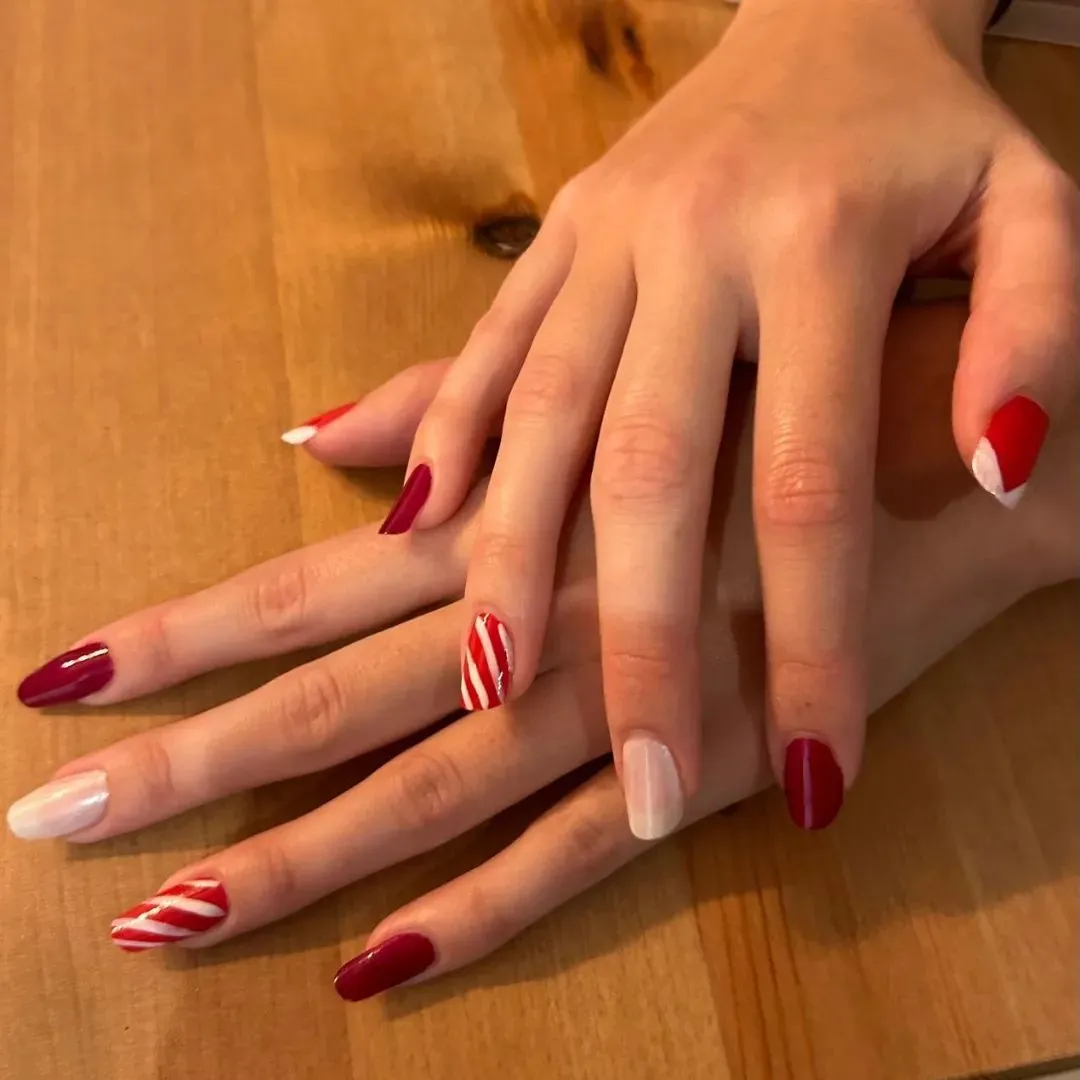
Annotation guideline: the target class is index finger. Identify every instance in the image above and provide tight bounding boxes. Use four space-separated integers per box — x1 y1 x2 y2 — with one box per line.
752 232 897 829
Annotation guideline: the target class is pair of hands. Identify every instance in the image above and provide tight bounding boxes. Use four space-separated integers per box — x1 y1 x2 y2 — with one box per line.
292 0 1080 837
11 302 1077 1000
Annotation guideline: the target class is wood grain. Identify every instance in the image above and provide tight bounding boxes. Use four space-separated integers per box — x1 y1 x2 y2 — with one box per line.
1 3 1076 1078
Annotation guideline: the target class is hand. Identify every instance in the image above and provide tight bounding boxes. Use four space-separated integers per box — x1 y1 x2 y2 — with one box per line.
355 0 1080 836
11 303 1077 999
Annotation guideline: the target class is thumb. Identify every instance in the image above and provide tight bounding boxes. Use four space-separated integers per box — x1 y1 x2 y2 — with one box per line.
954 139 1080 509
281 358 454 468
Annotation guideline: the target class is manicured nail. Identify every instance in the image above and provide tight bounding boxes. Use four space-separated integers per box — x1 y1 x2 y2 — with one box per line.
378 464 433 535
7 770 109 840
622 734 684 840
110 878 229 952
971 395 1049 509
460 612 513 711
334 932 436 1002
18 643 114 707
784 738 844 830
281 401 356 446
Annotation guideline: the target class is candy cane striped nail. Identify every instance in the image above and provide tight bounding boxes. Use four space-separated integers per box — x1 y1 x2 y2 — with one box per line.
460 612 513 711
971 395 1049 509
110 878 229 952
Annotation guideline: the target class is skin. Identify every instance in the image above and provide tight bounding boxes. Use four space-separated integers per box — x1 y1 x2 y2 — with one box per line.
390 0 1080 834
11 301 1079 987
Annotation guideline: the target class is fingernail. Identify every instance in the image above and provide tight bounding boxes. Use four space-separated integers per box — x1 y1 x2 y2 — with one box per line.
334 932 436 1002
378 463 433 535
7 770 109 840
18 643 114 707
281 401 356 446
971 395 1049 509
622 734 684 840
460 611 513 711
784 738 844 830
110 878 229 952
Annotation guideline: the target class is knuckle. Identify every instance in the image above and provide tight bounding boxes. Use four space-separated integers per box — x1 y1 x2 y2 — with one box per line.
247 561 314 640
273 665 348 761
127 734 178 811
250 841 301 914
471 526 531 579
593 414 696 510
604 637 682 698
549 171 595 220
390 749 467 832
771 654 851 719
766 174 870 254
557 806 621 867
459 882 516 946
756 445 854 530
139 606 179 679
506 351 582 422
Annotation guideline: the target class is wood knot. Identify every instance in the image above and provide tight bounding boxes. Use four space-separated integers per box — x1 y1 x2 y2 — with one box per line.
472 196 541 260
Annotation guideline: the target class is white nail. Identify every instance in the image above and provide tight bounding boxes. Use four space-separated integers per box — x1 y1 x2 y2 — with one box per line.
7 770 109 840
622 735 684 841
280 425 317 446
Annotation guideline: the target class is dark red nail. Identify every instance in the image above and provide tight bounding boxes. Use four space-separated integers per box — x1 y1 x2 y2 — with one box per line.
378 464 432 535
784 738 844 830
18 643 115 707
333 932 436 1002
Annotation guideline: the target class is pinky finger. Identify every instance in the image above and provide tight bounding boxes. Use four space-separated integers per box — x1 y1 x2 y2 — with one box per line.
333 768 638 1002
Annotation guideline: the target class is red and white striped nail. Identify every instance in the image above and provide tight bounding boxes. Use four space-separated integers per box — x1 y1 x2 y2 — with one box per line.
460 612 514 711
110 878 229 952
971 395 1049 509
281 402 355 446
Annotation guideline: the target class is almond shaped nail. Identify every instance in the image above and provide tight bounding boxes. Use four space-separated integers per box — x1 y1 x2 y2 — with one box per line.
7 770 109 840
111 878 229 952
18 643 114 707
281 401 356 446
378 464 433 534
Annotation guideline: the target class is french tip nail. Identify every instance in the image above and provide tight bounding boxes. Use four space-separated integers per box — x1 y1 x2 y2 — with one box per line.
333 932 437 1002
6 769 109 840
17 643 115 708
281 425 317 446
784 738 844 831
623 734 684 841
281 402 356 447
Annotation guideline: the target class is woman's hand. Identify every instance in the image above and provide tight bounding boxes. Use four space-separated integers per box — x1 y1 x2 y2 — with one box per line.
11 303 1078 998
331 0 1079 836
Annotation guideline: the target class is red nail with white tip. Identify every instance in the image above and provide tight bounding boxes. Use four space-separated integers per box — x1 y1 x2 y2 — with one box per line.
110 878 229 952
971 395 1049 509
460 612 514 711
281 402 355 446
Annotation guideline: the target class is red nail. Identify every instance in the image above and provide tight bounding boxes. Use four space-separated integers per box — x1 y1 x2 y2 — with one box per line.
460 612 514 711
110 878 229 952
18 643 114 707
784 738 844 830
280 401 356 446
333 932 436 1001
971 395 1049 508
378 464 433 535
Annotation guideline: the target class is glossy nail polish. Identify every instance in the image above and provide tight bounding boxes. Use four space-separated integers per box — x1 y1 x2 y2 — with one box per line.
971 395 1049 508
784 738 844 830
378 464 433 535
460 612 513 711
622 734 684 840
7 770 109 840
110 878 229 952
18 643 114 707
281 401 356 446
334 932 436 1002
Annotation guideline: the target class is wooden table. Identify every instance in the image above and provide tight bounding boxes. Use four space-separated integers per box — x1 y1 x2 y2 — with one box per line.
1 3 1077 1078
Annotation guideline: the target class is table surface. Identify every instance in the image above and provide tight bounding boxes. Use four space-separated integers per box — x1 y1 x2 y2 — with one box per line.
1 3 1077 1079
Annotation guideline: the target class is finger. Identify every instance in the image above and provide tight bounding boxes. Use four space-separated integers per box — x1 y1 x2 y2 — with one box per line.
460 249 635 713
955 140 1080 508
338 673 771 1000
590 252 738 840
106 664 609 952
391 218 576 533
19 604 463 843
753 231 898 830
291 359 454 467
16 489 483 708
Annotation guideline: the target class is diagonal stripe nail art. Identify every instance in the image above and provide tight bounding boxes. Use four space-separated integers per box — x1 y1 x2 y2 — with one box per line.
110 878 229 952
460 612 513 711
